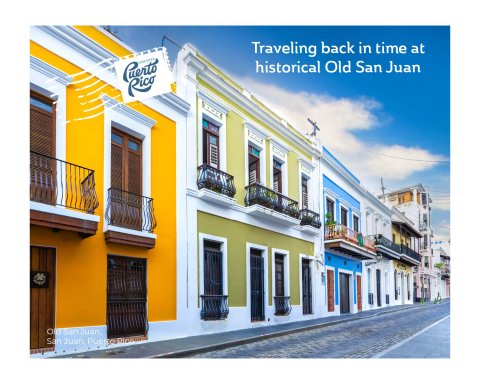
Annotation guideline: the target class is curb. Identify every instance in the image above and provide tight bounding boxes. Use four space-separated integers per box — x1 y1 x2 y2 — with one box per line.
153 302 448 358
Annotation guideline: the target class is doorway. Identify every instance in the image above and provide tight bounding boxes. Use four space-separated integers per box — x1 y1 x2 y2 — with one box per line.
107 255 147 339
250 249 265 321
339 273 350 314
302 259 313 314
30 246 56 351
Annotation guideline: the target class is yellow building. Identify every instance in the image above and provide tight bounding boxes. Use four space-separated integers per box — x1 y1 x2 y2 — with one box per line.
29 26 189 356
390 207 422 305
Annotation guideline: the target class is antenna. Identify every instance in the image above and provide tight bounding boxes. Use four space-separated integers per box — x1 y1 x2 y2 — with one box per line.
307 118 320 137
381 178 386 202
161 35 184 50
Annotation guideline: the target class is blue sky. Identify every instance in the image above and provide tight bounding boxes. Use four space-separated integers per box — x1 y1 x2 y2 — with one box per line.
113 26 450 240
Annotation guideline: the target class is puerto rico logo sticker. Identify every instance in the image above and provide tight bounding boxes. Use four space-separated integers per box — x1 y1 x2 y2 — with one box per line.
114 48 174 103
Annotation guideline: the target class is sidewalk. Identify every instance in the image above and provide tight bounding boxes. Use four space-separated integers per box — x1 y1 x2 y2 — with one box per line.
58 299 449 358
376 315 450 358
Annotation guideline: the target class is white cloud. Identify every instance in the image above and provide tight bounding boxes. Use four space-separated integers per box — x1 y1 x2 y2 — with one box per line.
237 77 446 191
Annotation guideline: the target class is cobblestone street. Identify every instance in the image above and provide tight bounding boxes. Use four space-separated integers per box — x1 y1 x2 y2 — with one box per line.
188 301 450 358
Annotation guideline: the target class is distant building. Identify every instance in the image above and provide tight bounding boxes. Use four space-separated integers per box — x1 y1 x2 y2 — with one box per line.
382 184 435 301
432 240 451 299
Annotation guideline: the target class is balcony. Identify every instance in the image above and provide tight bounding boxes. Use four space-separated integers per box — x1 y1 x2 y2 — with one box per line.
30 151 100 238
244 183 300 226
196 164 236 206
104 188 157 248
299 209 322 234
369 234 401 260
400 244 421 265
200 295 229 320
324 224 377 260
441 265 450 277
274 296 292 316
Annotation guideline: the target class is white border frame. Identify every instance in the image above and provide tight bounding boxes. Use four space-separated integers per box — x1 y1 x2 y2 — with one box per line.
198 233 229 300
244 123 267 186
197 94 228 171
271 248 290 299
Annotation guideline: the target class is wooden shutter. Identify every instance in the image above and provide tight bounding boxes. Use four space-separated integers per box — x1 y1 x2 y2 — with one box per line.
275 255 285 297
30 93 54 156
302 178 308 210
128 149 142 195
111 143 123 190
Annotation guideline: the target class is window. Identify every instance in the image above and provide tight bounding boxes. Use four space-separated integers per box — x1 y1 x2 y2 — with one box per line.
201 240 229 321
203 241 223 296
202 119 220 169
423 213 428 226
340 207 348 226
273 159 283 193
326 198 335 221
30 91 56 205
30 91 55 157
421 193 427 205
274 254 285 297
398 193 405 204
248 145 261 185
110 129 143 230
392 233 396 243
301 176 309 210
423 234 428 249
111 129 142 194
353 215 359 232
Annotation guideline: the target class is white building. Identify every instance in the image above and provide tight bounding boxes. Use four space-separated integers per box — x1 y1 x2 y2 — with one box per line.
431 240 451 299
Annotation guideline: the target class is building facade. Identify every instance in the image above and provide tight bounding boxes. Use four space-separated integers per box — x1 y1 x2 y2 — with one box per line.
383 185 434 301
361 192 395 310
30 26 189 356
432 240 451 299
174 44 324 335
321 149 378 315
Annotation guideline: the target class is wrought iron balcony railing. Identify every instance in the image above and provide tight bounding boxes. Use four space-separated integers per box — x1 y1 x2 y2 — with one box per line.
197 164 236 198
371 234 401 254
274 296 292 316
400 244 421 263
299 209 322 229
245 183 300 219
200 295 229 320
30 151 99 213
105 188 156 233
325 224 376 251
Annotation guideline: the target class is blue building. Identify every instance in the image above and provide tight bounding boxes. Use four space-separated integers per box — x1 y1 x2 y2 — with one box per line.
320 148 378 315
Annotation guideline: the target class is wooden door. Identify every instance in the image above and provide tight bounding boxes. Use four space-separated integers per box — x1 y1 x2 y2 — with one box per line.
250 250 265 322
30 246 56 351
340 273 350 314
30 92 56 205
327 269 334 312
356 275 362 311
302 259 313 314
